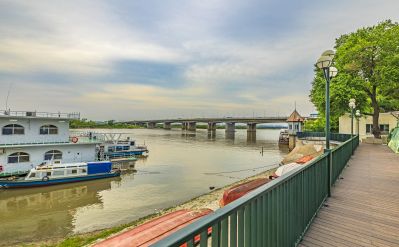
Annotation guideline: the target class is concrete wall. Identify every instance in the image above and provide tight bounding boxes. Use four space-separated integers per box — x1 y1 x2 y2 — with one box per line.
0 118 70 145
339 112 398 141
0 144 96 175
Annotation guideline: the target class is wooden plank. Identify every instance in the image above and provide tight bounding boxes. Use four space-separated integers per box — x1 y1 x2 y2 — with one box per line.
302 144 399 247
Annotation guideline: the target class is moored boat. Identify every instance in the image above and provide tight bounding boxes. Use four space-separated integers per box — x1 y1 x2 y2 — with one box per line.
219 178 271 207
270 163 302 179
0 161 120 189
94 209 213 247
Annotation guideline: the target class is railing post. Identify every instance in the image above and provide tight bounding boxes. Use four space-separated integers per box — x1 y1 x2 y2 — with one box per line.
324 148 332 197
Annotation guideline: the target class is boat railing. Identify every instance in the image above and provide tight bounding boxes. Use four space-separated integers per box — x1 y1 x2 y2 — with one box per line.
0 141 70 147
151 134 359 247
0 110 80 119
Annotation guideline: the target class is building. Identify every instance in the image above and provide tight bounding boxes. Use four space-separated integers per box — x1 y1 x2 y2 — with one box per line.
0 110 100 177
287 109 304 135
339 112 398 141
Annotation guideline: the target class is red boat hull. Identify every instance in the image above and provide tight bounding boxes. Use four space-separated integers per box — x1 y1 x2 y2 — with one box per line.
94 209 213 247
219 178 270 207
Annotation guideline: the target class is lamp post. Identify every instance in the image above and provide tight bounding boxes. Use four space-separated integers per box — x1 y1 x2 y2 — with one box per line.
355 110 361 135
316 50 337 198
316 50 337 150
349 99 356 137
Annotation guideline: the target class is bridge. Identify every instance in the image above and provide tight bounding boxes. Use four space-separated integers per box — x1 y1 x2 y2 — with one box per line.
126 116 289 134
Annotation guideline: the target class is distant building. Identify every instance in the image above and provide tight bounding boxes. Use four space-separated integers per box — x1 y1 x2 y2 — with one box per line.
287 110 304 134
339 112 398 141
309 112 319 119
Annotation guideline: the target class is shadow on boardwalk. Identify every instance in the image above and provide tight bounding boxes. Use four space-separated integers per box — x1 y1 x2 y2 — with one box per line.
300 143 399 247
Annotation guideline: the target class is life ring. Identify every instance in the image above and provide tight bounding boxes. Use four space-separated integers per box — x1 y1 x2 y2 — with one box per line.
71 137 79 143
42 176 49 182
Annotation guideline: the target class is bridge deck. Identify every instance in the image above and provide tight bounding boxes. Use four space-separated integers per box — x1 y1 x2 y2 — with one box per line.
299 143 399 247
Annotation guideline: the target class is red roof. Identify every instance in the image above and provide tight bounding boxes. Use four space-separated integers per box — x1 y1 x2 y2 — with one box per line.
287 110 304 122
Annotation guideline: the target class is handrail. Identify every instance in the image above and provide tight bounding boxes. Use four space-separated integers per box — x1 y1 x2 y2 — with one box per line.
152 134 359 247
0 110 80 119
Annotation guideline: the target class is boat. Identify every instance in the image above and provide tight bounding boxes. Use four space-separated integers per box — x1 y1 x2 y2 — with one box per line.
94 209 213 247
278 129 289 145
270 163 302 179
72 132 149 159
0 161 120 189
101 138 149 159
219 178 271 207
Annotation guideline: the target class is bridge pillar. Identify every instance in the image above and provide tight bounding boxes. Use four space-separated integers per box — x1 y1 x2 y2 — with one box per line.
181 122 188 130
188 122 196 131
247 123 257 133
225 122 235 133
163 122 171 130
147 122 156 129
207 122 217 132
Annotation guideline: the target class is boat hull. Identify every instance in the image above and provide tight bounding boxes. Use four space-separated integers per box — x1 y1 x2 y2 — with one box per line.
94 209 212 247
0 172 120 189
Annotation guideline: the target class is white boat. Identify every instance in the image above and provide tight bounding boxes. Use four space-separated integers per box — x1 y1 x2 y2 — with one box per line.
0 161 120 189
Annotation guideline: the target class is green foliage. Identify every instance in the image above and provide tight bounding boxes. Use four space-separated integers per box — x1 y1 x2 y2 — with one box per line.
303 118 325 132
310 20 399 137
70 119 141 129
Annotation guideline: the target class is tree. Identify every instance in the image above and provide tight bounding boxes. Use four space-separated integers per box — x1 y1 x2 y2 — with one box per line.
310 20 399 138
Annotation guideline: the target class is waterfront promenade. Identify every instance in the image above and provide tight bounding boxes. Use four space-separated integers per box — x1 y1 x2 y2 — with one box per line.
300 144 399 247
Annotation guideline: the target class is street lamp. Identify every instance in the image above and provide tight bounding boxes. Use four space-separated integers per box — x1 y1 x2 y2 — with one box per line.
355 110 361 135
349 99 356 137
316 50 338 150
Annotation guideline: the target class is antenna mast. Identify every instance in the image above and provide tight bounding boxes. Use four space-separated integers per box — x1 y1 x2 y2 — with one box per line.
5 83 12 111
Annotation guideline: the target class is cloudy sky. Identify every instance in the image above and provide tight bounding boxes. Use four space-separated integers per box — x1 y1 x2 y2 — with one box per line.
0 1 398 120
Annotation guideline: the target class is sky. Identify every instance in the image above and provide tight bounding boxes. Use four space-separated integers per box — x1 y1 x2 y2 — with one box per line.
0 0 398 120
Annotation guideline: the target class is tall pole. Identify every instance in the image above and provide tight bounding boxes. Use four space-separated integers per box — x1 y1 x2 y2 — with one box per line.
351 108 354 137
357 117 360 135
323 68 330 150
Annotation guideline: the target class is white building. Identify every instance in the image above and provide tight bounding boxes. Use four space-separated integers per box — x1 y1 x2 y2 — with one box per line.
339 112 399 142
0 110 99 177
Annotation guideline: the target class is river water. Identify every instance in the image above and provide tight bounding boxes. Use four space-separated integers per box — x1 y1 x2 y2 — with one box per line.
0 128 288 245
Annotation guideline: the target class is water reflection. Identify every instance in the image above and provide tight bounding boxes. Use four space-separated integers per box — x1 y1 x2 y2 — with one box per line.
247 132 257 143
0 177 120 245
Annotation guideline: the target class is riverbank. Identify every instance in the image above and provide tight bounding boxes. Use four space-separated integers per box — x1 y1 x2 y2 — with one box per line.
23 168 277 247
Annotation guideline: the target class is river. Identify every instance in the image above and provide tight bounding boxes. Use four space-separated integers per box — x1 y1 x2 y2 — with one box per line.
0 128 288 245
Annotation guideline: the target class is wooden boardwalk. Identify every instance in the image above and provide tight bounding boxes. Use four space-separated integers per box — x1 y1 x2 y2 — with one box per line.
299 143 399 247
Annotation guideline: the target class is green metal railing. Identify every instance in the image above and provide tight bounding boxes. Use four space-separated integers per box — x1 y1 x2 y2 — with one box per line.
296 131 352 142
152 134 359 247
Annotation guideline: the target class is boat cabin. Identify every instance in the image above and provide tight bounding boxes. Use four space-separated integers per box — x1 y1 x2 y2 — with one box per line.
25 161 112 181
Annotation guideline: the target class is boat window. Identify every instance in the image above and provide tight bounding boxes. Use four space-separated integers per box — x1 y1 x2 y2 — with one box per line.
40 125 58 135
29 172 36 178
81 168 87 173
130 141 135 146
53 170 64 176
72 170 77 174
46 172 51 176
2 124 25 135
44 150 63 160
7 152 30 163
116 146 123 151
123 146 130 150
108 147 115 152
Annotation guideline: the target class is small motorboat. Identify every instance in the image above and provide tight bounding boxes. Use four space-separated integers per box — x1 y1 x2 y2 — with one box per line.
94 209 213 247
0 161 120 189
219 178 271 207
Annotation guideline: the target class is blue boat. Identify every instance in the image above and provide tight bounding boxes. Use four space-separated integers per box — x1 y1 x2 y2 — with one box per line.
102 139 149 159
0 161 120 189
